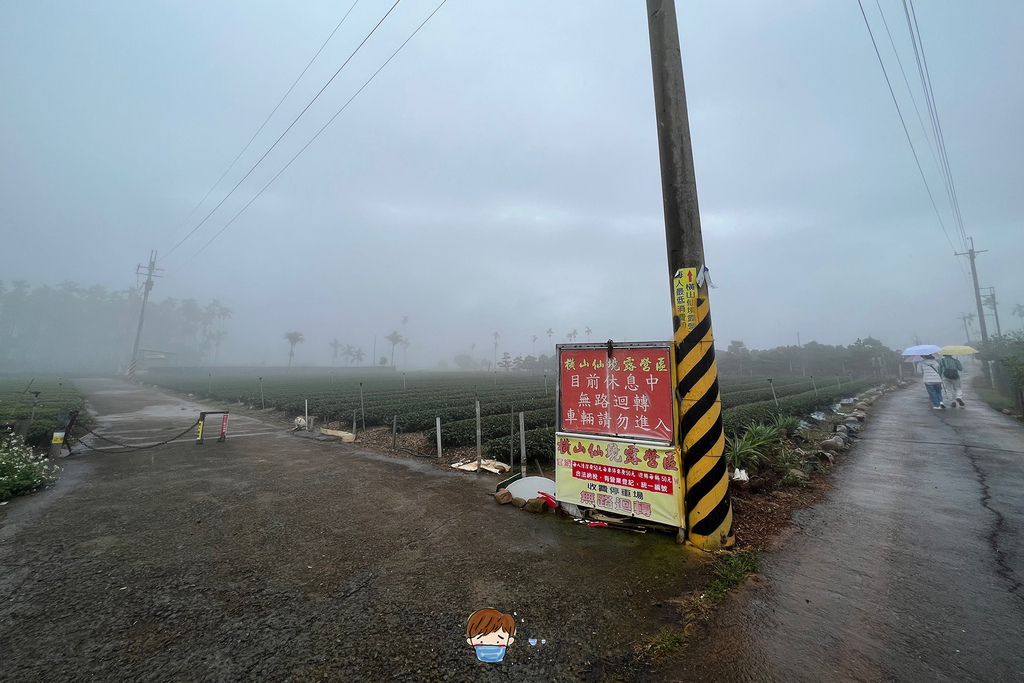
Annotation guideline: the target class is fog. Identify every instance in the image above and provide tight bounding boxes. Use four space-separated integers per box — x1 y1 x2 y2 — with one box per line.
2 1 1021 371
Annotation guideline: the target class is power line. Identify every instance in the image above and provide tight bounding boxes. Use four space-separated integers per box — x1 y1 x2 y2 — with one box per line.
162 0 361 250
904 0 968 250
173 0 449 272
873 0 944 192
876 0 968 263
162 0 403 263
856 0 965 273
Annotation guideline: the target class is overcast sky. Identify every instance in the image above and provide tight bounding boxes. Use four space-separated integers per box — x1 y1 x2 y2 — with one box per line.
2 0 1021 367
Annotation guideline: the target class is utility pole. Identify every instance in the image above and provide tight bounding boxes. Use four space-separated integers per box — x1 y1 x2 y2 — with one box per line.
983 287 1001 337
956 237 988 344
128 250 161 382
958 313 973 342
648 0 731 549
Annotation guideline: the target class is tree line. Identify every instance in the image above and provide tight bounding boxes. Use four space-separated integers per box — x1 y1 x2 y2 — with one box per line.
0 280 229 373
717 337 902 379
455 336 903 379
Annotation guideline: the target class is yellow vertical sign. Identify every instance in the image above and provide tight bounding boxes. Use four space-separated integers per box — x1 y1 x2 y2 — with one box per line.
673 268 698 331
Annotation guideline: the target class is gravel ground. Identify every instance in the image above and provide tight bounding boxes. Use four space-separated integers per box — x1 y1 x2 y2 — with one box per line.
0 379 714 682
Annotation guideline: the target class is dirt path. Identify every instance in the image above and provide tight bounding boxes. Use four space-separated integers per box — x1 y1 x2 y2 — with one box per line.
652 370 1024 682
0 379 714 681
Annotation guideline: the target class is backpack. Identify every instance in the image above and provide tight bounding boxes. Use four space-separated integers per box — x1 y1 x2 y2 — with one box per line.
941 358 959 380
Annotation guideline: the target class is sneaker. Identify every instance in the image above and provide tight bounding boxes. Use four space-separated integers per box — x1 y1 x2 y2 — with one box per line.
940 403 946 409
932 406 942 410
957 398 965 406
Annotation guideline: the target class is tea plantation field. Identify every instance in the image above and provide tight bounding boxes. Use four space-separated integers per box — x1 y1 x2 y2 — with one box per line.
0 377 87 447
143 368 880 464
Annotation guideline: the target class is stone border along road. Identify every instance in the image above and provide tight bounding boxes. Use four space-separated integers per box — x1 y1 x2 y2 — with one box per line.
1 378 723 682
653 366 1024 683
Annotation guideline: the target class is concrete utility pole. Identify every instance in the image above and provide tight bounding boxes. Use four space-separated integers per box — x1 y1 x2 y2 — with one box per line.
957 238 988 344
958 313 973 342
647 0 732 549
983 287 1001 337
128 250 160 382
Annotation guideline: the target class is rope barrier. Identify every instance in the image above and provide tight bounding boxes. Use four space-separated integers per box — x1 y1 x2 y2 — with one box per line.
68 420 200 454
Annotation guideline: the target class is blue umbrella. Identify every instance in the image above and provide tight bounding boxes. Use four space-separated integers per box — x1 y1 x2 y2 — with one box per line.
902 344 942 356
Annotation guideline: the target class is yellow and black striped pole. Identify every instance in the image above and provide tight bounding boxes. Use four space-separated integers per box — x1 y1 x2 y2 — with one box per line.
648 0 733 549
674 274 733 548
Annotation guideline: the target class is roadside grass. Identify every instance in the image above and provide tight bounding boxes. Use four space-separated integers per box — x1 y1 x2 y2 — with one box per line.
780 471 811 487
643 630 687 659
635 551 761 661
972 375 1016 413
703 551 761 601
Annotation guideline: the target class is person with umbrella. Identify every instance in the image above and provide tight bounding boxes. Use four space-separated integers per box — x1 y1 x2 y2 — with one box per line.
904 345 945 410
939 345 975 407
919 355 946 409
939 354 964 407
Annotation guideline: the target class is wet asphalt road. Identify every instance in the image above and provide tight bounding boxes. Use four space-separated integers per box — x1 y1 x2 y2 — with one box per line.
662 371 1024 682
0 379 711 682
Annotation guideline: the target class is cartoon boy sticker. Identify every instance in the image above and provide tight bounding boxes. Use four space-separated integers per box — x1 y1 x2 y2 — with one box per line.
465 608 516 662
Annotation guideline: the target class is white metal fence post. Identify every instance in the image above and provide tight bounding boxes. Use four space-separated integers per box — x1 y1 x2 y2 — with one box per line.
475 400 482 470
519 411 526 476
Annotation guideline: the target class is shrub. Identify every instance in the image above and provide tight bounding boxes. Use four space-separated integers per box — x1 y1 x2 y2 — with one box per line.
743 422 780 449
725 433 763 471
485 427 556 466
0 431 58 501
773 414 801 438
725 422 778 471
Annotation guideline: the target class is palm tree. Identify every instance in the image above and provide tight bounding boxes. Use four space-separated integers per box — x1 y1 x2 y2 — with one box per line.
492 331 500 367
343 343 356 365
179 299 204 349
567 329 578 343
284 331 304 367
546 328 553 351
353 348 365 366
532 334 538 356
385 331 404 367
209 329 227 365
1012 303 1024 332
329 339 343 367
401 337 411 367
215 301 232 330
204 299 231 342
585 326 592 341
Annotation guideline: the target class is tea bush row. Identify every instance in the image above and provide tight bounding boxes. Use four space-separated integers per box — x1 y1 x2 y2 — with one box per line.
722 378 879 435
485 427 557 466
426 408 555 448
